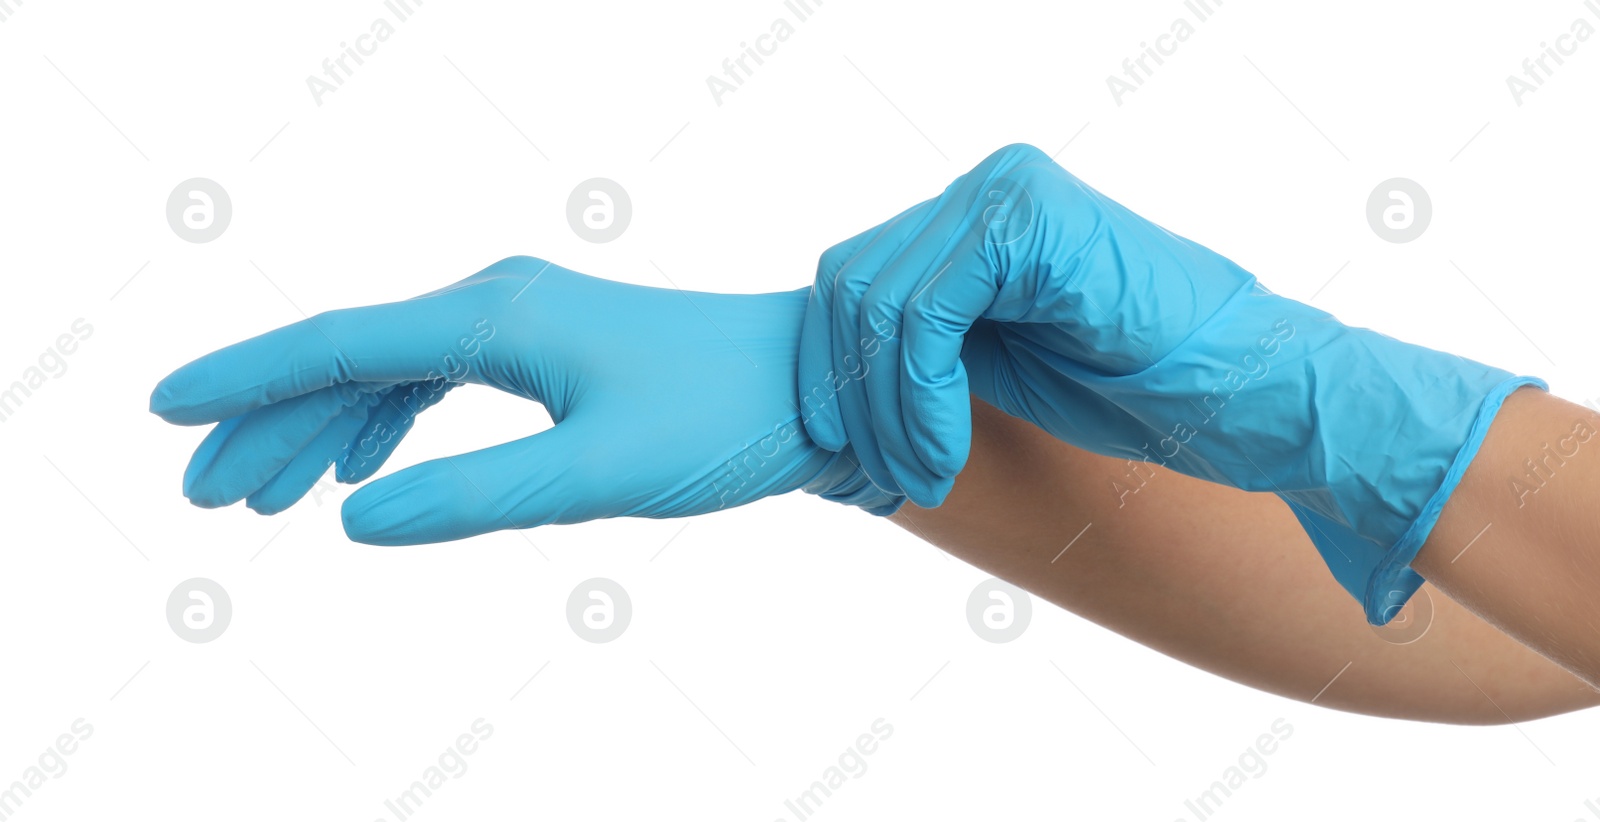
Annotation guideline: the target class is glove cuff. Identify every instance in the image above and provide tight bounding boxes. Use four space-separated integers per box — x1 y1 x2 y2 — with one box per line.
1363 374 1547 623
1286 373 1547 626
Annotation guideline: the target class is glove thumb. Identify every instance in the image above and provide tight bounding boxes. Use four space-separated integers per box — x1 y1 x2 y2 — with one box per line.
341 420 594 545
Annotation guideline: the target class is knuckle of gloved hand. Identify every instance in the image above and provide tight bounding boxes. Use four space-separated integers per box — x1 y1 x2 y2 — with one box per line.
470 256 550 300
490 254 546 273
474 255 548 295
835 258 875 303
815 244 855 286
993 142 1051 167
974 144 1053 185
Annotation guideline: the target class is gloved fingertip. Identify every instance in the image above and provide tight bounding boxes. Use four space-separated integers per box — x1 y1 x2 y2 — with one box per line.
151 370 229 426
333 454 354 484
913 431 969 480
181 463 200 501
184 487 234 510
149 380 194 425
908 400 971 479
341 484 403 546
903 474 955 509
904 373 973 480
185 470 257 507
148 383 172 417
342 468 459 546
183 457 237 509
244 493 289 517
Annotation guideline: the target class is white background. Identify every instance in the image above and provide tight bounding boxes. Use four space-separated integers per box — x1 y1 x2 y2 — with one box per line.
3 0 1599 819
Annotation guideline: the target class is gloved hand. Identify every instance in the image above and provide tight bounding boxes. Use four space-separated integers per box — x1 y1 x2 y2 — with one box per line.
151 256 902 545
799 144 1542 624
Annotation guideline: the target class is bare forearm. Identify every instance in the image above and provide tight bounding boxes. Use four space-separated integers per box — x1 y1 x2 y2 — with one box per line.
891 397 1598 723
1415 388 1600 688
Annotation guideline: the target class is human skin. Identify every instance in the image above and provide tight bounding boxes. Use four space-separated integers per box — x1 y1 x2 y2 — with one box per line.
1414 388 1600 691
891 396 1600 724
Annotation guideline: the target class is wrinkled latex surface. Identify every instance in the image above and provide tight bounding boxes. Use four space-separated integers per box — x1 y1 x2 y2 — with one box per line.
800 144 1541 624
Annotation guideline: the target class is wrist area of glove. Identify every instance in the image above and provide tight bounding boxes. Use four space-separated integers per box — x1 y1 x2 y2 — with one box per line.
1179 284 1549 624
801 443 907 516
1279 373 1546 625
1363 373 1545 621
1016 275 1548 624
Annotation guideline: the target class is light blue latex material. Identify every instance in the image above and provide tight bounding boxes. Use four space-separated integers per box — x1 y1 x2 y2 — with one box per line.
800 144 1543 625
151 257 902 545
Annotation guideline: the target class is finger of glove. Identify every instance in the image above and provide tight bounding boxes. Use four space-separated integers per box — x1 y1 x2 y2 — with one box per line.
834 151 1035 499
246 399 379 515
857 244 992 505
899 253 1001 487
337 380 459 483
341 420 591 546
827 206 946 496
183 383 372 508
150 290 493 426
799 200 933 450
877 157 1038 487
856 258 937 505
181 415 244 505
845 172 1009 503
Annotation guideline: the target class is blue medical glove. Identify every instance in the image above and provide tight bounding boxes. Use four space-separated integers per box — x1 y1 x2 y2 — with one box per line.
151 256 902 545
799 144 1543 624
